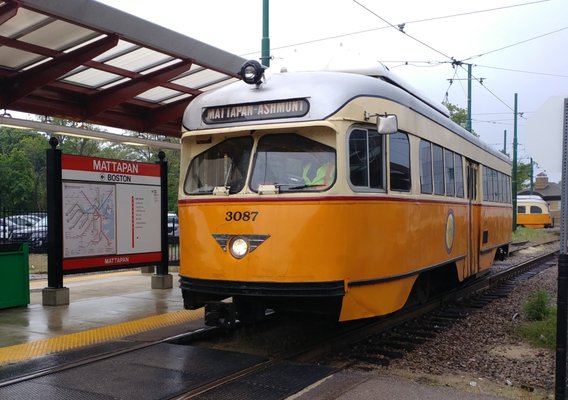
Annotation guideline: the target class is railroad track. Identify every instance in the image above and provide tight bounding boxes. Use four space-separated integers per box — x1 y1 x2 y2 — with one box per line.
175 245 560 399
0 245 559 399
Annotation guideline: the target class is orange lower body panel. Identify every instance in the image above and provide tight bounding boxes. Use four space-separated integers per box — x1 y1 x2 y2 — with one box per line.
178 198 511 321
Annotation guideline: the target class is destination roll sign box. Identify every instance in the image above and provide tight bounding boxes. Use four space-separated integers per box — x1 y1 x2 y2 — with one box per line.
203 99 309 124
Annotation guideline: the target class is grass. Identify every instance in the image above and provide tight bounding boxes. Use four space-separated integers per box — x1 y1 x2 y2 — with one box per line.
515 315 557 350
512 226 556 243
514 290 557 350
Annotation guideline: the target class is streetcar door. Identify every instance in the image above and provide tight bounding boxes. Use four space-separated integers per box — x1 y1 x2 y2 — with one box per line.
466 161 480 276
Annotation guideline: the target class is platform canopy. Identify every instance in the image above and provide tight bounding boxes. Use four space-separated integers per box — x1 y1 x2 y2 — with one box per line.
0 0 246 137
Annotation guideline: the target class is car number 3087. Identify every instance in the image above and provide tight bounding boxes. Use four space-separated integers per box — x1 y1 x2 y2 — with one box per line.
225 211 259 222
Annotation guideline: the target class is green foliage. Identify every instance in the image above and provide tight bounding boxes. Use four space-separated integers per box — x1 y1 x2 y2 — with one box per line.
513 290 556 350
523 290 553 321
0 121 180 212
516 161 532 189
515 314 556 350
0 128 48 209
443 102 479 137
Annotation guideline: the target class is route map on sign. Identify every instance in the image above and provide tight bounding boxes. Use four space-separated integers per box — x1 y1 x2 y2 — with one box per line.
63 182 116 258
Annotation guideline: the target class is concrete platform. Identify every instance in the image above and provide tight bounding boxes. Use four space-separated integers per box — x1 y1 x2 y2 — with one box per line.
0 270 204 365
0 271 512 399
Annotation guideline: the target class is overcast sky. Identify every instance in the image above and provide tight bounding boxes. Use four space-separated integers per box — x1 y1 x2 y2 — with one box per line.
97 0 568 181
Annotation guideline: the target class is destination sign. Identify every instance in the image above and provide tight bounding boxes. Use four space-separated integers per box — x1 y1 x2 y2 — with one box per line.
203 99 309 124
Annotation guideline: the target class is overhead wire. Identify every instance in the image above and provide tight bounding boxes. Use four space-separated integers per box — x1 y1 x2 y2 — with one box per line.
351 0 519 115
252 0 556 122
252 0 551 55
352 0 453 60
442 67 459 104
474 64 568 78
462 25 568 61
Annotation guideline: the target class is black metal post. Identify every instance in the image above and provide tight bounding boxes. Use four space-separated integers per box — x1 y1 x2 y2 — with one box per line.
555 98 568 400
557 254 568 399
46 137 63 288
156 151 168 276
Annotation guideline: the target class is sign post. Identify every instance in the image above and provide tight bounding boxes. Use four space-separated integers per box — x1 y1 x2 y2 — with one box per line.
43 137 68 306
152 151 172 289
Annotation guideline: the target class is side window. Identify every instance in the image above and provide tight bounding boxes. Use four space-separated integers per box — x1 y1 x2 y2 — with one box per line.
419 140 433 194
389 132 411 191
444 149 455 197
432 144 444 195
483 167 489 201
492 170 499 201
530 205 543 214
518 205 526 214
349 128 383 189
455 154 464 198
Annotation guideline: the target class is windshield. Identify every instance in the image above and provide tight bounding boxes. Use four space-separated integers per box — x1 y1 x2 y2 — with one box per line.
250 134 336 192
184 136 253 195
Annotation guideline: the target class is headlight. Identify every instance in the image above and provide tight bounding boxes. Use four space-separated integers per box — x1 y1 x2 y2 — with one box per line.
239 60 265 85
229 237 249 259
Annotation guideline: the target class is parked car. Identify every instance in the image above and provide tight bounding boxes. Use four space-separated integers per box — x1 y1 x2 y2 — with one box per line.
0 224 9 240
9 216 48 252
167 212 179 240
0 215 37 235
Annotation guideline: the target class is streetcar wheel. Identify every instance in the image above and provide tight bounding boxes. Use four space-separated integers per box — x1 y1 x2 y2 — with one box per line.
235 298 266 325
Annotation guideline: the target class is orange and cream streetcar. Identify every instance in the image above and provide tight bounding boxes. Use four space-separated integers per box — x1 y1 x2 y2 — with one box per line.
516 194 553 229
178 60 512 325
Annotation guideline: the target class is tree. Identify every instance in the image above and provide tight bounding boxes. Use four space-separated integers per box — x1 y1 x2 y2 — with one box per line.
0 119 181 212
19 135 49 209
0 127 48 210
443 102 479 137
516 161 532 190
0 148 36 210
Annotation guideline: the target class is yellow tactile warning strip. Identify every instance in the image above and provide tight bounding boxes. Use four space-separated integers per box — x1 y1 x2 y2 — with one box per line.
0 308 203 366
29 270 140 289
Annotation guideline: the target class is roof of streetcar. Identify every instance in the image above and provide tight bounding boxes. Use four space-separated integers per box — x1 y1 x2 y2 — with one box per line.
183 69 511 165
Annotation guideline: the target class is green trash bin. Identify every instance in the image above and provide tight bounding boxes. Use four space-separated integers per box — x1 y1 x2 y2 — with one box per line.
0 243 30 309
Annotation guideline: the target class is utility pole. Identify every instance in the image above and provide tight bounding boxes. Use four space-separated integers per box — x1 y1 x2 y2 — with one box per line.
512 93 518 231
530 157 534 194
467 63 472 133
503 130 507 155
261 0 270 67
450 60 477 133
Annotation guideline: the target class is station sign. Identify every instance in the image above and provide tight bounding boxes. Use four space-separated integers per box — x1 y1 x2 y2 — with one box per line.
203 98 309 124
60 154 162 272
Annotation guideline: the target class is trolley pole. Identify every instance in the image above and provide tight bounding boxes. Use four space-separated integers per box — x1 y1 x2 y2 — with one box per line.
512 93 518 231
555 97 568 400
261 0 270 67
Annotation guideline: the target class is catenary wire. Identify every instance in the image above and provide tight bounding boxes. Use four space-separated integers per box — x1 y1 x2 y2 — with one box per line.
352 0 453 60
242 0 551 56
462 25 568 61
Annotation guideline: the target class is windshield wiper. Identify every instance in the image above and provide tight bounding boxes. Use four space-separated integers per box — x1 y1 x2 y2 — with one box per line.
275 183 315 191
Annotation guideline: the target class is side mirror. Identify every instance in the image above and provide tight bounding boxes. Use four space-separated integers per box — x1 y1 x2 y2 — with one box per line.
377 114 398 134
